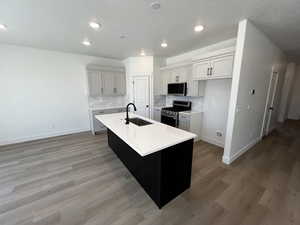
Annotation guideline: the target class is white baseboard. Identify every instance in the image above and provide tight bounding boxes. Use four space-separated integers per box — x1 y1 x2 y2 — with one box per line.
200 135 224 148
0 128 90 146
222 137 261 165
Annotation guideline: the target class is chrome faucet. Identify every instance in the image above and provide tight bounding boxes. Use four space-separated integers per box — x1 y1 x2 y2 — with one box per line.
125 103 137 124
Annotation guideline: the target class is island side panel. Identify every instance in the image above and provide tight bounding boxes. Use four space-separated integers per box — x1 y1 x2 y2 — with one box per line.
107 129 162 207
107 129 194 209
160 139 194 207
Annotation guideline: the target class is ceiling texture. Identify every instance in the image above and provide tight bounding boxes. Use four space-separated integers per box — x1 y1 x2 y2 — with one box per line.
0 0 300 60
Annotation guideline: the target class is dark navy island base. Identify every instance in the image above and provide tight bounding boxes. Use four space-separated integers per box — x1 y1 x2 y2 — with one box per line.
107 129 194 209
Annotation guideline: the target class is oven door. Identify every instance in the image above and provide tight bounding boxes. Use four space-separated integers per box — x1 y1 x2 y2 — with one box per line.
161 115 178 127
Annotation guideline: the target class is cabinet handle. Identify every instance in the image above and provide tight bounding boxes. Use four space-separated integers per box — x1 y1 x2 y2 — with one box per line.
210 67 213 76
207 68 210 76
101 87 103 94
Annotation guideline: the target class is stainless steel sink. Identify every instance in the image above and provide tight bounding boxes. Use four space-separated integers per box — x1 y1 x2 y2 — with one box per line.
128 117 152 126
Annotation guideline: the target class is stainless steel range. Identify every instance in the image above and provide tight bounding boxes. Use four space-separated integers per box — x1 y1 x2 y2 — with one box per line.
161 101 192 127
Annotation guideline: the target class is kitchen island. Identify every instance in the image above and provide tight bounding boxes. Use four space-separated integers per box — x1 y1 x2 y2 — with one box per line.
95 113 196 208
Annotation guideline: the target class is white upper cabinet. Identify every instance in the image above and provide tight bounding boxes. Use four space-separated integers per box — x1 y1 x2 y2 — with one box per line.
161 70 171 95
114 72 126 95
187 80 205 97
210 55 234 79
170 67 188 83
192 47 235 80
86 65 126 97
192 60 211 80
160 63 205 97
101 71 115 96
87 70 102 97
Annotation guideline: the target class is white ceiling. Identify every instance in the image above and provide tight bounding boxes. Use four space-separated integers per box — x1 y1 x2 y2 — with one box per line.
0 0 300 60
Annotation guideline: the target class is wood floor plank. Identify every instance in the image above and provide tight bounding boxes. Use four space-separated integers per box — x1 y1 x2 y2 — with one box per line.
0 120 299 225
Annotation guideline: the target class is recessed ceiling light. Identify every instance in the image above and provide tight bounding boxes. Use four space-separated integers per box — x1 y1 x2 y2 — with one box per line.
89 21 101 30
0 24 7 31
151 2 161 10
82 39 91 46
161 42 168 48
140 50 146 56
194 25 204 32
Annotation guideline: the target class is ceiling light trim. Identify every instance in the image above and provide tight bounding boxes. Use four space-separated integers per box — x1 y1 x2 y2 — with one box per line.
194 25 204 32
0 24 8 31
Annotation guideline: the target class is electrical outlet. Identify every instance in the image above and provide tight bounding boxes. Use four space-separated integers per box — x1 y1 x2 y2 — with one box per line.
216 131 223 137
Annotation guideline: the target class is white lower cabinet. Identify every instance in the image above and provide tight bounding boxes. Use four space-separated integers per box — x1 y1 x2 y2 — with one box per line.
178 114 190 131
178 112 202 141
90 107 126 135
153 108 161 122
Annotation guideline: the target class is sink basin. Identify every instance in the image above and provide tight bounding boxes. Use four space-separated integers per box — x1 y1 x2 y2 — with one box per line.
128 117 152 126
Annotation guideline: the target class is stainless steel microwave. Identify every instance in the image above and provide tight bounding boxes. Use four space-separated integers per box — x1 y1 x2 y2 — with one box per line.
167 82 187 96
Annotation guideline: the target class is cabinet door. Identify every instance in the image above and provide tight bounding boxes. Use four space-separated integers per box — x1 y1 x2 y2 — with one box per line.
170 67 188 83
178 115 190 131
153 108 161 122
187 80 206 97
93 111 106 133
193 60 211 79
211 55 234 78
161 70 171 95
102 71 115 96
177 67 188 82
87 70 102 97
114 72 126 96
187 80 199 97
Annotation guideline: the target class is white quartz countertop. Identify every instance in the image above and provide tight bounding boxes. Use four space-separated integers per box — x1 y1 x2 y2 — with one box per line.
95 113 197 157
179 111 204 115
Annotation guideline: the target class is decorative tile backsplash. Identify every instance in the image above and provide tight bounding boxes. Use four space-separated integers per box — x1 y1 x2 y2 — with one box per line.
166 96 204 111
154 95 166 106
88 96 128 108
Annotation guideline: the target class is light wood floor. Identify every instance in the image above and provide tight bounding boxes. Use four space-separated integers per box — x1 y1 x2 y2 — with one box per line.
0 120 299 225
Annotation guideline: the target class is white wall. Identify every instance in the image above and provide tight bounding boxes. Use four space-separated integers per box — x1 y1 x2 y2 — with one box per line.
166 38 236 147
223 20 287 164
288 65 300 120
0 44 123 145
201 79 232 147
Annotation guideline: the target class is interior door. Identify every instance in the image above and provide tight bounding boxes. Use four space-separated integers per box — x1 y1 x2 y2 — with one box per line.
133 76 150 118
263 70 279 135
